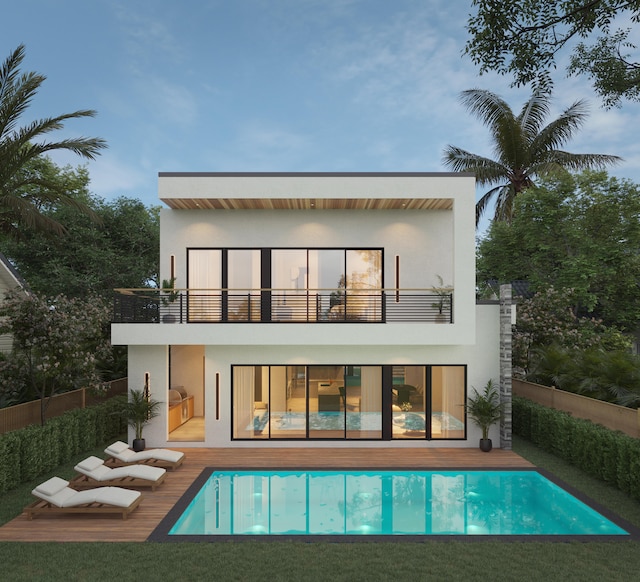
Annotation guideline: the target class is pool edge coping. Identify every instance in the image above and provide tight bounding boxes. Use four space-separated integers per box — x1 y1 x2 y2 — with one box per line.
147 466 640 543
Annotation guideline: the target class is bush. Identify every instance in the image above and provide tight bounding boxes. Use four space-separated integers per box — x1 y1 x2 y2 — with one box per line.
513 396 640 501
0 399 126 494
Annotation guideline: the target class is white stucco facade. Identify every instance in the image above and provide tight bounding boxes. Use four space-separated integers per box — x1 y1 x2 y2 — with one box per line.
112 172 503 449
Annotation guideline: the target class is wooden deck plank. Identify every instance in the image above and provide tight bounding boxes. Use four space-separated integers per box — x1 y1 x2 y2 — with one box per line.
0 447 532 542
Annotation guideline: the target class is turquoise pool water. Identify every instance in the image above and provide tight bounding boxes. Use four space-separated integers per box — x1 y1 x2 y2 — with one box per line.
167 470 629 536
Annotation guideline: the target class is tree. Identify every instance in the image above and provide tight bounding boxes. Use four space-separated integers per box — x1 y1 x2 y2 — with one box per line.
0 290 112 422
0 44 106 237
512 286 631 374
442 89 621 224
0 157 160 298
477 171 640 330
465 0 640 108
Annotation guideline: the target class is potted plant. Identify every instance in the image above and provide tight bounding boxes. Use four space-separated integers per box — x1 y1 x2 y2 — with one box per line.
119 388 163 451
431 275 452 322
466 379 503 452
161 277 179 323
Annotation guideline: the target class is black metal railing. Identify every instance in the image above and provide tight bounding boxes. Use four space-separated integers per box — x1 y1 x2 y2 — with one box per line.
112 289 453 324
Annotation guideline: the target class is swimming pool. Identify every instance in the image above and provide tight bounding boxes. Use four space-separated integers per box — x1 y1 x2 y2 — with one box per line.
152 469 634 540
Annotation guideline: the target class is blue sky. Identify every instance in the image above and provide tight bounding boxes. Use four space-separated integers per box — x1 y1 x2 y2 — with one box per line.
5 0 640 218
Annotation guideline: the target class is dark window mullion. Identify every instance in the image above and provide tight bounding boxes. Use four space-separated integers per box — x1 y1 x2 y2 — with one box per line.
381 366 393 440
221 250 228 321
426 366 432 440
261 249 271 322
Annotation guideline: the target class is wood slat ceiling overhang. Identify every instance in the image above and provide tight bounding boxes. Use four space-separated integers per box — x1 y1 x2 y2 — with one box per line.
161 197 454 210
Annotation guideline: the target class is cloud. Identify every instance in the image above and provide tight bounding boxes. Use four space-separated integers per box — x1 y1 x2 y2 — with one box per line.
114 3 186 67
86 154 153 201
201 121 312 170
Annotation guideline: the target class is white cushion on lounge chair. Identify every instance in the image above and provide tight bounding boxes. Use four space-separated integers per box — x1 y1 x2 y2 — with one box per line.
105 442 184 464
32 477 141 508
76 456 105 473
108 441 130 454
74 456 165 481
34 476 69 498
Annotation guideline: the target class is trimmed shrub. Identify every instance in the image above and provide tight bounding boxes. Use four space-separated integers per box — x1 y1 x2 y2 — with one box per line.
513 396 640 501
0 398 127 494
0 431 21 492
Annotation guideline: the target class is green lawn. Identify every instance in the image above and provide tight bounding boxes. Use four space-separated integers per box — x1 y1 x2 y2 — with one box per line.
1 436 639 582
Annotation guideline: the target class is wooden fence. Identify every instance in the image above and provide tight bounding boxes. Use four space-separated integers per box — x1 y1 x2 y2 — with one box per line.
0 378 128 434
513 379 640 438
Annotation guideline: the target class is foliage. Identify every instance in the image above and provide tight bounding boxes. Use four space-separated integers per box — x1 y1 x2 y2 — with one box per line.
478 171 640 331
115 388 162 440
161 277 179 305
527 345 640 407
0 157 160 298
465 379 503 440
0 397 126 494
512 286 631 373
0 44 106 237
431 274 452 315
512 396 640 501
442 89 620 224
0 289 112 421
465 0 640 107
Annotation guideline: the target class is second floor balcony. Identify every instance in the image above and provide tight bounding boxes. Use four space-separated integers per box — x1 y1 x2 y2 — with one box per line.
112 288 454 324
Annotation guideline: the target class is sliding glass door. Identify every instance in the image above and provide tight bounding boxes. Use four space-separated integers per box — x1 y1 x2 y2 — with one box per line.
232 364 465 441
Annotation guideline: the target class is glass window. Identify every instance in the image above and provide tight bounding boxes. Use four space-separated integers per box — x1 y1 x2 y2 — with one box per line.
347 366 382 439
308 366 345 438
431 366 466 439
188 249 222 321
232 364 466 441
272 250 308 321
392 366 426 440
269 366 306 439
232 366 260 439
227 250 261 321
308 250 344 321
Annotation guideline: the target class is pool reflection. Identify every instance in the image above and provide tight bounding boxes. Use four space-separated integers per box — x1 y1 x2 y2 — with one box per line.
169 470 628 536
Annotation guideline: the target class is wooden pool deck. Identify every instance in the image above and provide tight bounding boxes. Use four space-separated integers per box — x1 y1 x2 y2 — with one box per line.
0 447 533 542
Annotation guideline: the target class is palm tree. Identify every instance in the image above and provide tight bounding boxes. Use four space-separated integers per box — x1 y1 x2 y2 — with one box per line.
0 44 107 237
442 89 621 224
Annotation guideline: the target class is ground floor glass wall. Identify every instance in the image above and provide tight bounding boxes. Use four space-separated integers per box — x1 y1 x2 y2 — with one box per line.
232 364 465 441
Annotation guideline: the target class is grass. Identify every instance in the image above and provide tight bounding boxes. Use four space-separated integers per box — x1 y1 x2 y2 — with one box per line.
1 436 640 582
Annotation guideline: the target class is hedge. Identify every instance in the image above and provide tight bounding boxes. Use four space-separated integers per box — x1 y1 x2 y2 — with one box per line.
0 398 126 494
513 396 640 501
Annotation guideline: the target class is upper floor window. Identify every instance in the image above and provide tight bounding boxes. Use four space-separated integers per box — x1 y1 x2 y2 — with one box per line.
187 248 383 322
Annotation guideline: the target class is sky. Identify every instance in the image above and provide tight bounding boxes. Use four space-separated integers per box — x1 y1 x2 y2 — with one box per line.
5 0 640 223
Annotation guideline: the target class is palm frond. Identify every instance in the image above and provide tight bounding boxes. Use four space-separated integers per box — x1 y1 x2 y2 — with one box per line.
517 90 551 140
532 151 622 174
0 45 107 237
531 100 590 154
459 89 518 147
476 184 509 225
442 146 509 185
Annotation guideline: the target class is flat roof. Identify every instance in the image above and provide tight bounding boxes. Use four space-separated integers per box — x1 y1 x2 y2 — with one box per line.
158 172 473 211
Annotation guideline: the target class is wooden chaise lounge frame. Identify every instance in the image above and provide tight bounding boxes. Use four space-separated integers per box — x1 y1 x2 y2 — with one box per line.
105 456 184 471
104 441 185 471
25 494 142 520
70 471 167 492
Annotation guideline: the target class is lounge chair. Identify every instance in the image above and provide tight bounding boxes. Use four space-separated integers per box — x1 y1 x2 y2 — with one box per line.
72 456 167 491
104 441 185 470
26 476 142 520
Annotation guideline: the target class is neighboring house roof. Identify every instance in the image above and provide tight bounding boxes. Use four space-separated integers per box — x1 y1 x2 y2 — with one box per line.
0 252 29 293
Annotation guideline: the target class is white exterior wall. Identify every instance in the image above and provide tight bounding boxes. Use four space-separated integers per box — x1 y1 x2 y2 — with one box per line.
126 304 499 449
114 173 501 449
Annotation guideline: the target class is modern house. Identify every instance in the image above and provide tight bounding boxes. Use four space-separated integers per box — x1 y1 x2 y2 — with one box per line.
111 172 511 449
